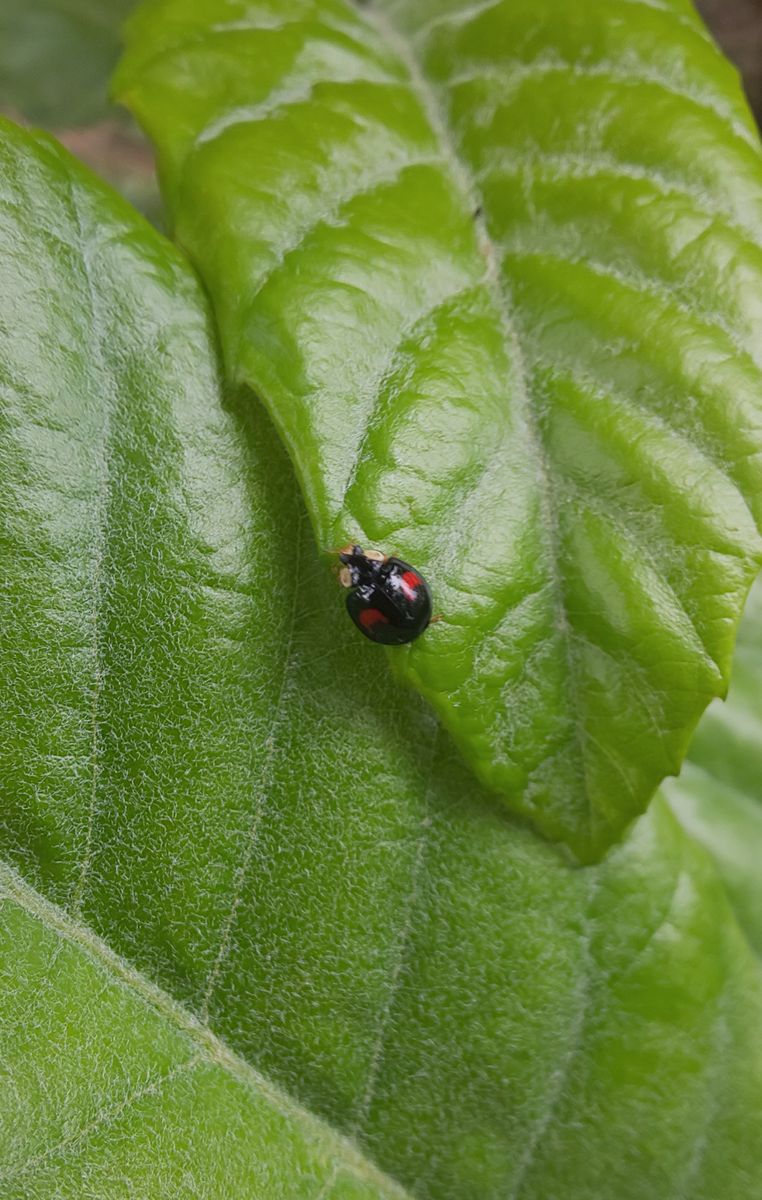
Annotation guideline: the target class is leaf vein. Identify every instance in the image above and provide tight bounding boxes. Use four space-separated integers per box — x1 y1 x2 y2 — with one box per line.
339 279 486 520
0 1057 202 1184
504 243 759 368
410 0 705 44
478 151 762 247
61 169 113 918
235 152 445 366
198 506 305 1020
361 1 596 836
445 60 757 152
0 864 413 1198
507 872 599 1200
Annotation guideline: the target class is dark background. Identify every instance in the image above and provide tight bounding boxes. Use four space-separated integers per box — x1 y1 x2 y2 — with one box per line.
699 0 762 125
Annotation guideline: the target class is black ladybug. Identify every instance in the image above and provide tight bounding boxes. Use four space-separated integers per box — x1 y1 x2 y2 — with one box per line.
338 545 433 645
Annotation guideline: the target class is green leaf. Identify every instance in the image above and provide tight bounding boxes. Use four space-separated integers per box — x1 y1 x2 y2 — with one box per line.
0 866 408 1200
0 0 134 126
115 0 762 861
2 114 762 1198
665 574 762 956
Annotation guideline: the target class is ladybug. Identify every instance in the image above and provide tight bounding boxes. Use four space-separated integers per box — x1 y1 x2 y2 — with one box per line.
337 545 433 645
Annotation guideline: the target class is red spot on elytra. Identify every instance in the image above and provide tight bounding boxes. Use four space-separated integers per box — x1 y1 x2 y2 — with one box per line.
360 607 389 629
400 571 420 599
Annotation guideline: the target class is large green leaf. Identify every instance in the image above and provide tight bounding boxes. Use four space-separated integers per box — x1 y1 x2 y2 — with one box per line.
665 573 762 955
115 0 762 860
2 115 762 1197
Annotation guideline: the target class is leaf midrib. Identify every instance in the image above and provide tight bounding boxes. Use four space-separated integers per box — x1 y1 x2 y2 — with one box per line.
358 1 594 833
62 163 112 919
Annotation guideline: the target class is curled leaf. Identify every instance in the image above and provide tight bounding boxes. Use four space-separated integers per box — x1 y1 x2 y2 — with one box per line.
116 0 762 858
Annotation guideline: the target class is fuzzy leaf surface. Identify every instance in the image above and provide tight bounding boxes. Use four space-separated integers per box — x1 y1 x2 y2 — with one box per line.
2 116 762 1199
0 866 410 1200
665 574 762 956
0 116 406 1199
116 0 762 859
